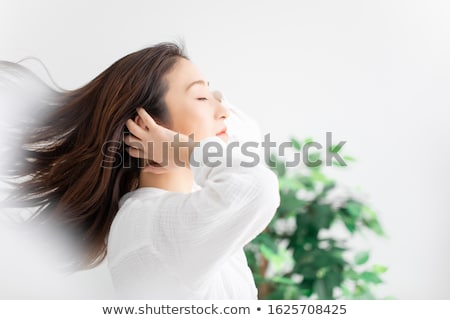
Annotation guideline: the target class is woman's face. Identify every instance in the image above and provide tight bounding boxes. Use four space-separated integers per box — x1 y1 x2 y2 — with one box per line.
163 58 230 143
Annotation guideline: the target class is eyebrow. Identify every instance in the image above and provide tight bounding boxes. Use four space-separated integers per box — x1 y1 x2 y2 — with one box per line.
185 79 210 91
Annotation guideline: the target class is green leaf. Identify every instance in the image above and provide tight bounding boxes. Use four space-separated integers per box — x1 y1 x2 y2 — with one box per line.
255 232 278 253
296 263 317 279
344 269 360 281
329 143 344 153
346 200 362 218
362 204 377 219
363 217 385 236
373 264 388 275
360 271 383 284
297 175 316 190
290 137 302 150
304 137 314 144
305 151 322 168
310 203 335 230
297 278 315 297
271 276 297 285
314 278 333 299
340 215 356 234
283 285 302 299
361 205 385 235
354 251 370 265
340 284 352 298
259 244 277 261
324 268 344 289
259 244 292 273
316 267 327 278
343 155 356 162
310 169 333 184
278 176 304 191
279 190 304 216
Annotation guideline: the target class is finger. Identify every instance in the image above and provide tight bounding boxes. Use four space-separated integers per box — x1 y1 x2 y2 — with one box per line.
123 134 145 150
136 107 158 129
126 146 145 159
126 118 148 140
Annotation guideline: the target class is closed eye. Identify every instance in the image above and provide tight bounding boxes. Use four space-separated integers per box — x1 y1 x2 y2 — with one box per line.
197 98 208 101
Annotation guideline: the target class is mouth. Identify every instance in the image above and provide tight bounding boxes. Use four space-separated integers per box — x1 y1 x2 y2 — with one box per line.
216 128 228 136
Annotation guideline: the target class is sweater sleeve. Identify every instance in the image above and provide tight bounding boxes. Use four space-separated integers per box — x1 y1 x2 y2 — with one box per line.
157 135 280 284
220 90 263 146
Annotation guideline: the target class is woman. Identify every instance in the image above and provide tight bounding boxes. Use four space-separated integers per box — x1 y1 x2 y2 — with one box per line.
0 42 280 299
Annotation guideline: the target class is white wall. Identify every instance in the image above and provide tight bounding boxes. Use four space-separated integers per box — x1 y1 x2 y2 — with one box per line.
1 0 449 299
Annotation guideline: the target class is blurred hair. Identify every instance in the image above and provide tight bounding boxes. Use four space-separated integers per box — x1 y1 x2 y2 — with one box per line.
0 41 188 272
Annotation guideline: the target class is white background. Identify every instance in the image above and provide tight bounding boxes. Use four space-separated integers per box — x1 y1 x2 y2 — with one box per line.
1 0 449 299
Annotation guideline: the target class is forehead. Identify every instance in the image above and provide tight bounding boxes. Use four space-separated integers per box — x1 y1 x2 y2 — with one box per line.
165 58 206 91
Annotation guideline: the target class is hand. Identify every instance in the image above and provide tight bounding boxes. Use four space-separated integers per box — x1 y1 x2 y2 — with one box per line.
124 107 196 173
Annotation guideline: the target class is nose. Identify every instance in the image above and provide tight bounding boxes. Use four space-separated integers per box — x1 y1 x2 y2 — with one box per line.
218 102 230 119
212 90 230 119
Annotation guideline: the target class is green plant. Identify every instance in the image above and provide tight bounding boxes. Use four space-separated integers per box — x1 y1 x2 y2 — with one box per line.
244 136 389 299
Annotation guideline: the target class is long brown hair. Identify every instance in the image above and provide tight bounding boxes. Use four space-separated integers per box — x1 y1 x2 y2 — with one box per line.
0 42 188 272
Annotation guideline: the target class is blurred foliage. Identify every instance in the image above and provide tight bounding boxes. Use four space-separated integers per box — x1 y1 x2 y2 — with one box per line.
244 136 390 299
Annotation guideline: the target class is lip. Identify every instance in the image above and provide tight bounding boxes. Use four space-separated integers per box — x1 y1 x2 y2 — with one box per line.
216 127 228 136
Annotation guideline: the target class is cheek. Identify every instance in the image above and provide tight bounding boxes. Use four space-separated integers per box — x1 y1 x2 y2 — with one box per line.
189 109 214 140
183 107 215 139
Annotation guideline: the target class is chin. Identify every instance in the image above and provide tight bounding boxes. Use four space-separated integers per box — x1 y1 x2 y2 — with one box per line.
216 133 229 143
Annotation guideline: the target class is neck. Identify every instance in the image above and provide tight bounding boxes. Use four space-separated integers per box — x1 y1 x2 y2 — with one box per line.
138 167 194 193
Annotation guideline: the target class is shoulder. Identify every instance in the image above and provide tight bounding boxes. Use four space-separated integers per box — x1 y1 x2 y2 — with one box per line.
107 190 182 263
110 188 191 238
